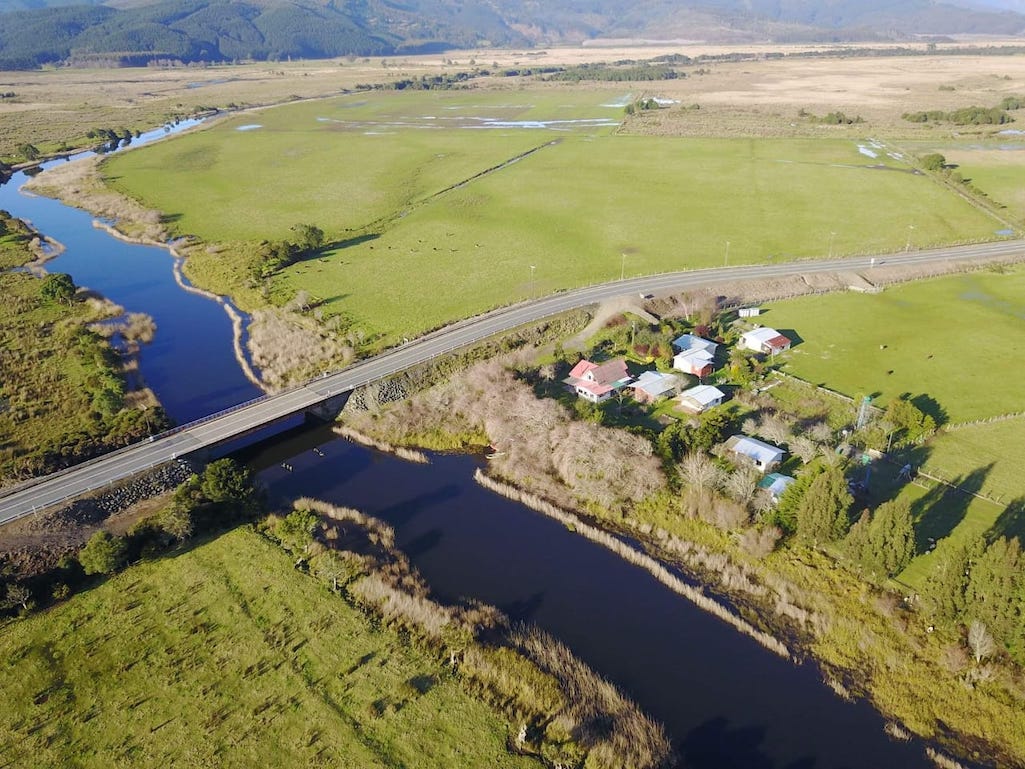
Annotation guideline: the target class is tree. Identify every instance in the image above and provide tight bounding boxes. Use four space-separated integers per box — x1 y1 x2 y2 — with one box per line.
886 397 936 446
157 499 194 542
870 498 915 577
17 143 39 161
845 499 915 578
78 530 128 575
965 536 1023 649
277 508 319 553
40 272 76 305
967 619 996 663
3 584 33 613
919 152 946 171
290 223 325 254
795 465 852 547
922 538 983 623
199 458 255 508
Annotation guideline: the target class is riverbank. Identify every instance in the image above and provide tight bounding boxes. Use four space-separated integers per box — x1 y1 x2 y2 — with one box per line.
336 353 1025 768
0 219 169 489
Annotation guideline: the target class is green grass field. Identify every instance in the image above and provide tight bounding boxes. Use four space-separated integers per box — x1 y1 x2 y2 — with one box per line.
0 528 533 769
904 141 1025 225
765 266 1025 424
102 89 1003 346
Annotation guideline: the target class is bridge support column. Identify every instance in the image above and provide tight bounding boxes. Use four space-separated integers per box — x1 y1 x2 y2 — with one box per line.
305 392 351 423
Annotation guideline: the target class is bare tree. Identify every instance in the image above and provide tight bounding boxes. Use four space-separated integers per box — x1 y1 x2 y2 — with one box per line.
723 465 759 507
967 620 996 663
758 415 792 446
808 421 834 444
678 453 723 496
790 436 818 464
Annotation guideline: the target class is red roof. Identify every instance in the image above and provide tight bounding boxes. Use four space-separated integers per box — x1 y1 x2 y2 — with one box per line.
568 359 629 387
765 335 790 351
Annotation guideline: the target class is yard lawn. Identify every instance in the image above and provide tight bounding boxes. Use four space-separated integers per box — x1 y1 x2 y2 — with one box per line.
764 266 1025 424
0 528 534 769
102 88 1002 347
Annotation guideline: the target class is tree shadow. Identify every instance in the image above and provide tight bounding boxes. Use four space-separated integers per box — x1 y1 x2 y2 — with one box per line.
909 393 949 428
402 527 444 559
375 484 461 528
681 716 817 769
911 464 993 553
986 496 1025 543
295 233 379 265
500 590 546 623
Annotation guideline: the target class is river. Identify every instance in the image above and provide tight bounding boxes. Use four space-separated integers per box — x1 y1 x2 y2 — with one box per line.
2 122 949 769
0 121 262 424
249 423 943 769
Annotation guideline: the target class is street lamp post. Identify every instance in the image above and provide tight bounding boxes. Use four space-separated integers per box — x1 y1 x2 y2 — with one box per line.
621 252 627 281
905 224 915 253
529 264 536 298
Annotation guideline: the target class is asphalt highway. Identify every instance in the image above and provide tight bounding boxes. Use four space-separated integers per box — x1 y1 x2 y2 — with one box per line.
1 239 1021 526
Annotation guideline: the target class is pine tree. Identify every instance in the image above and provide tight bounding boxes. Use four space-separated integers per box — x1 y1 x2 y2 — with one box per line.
922 538 983 623
844 510 878 574
965 537 1023 651
796 466 852 547
871 498 916 577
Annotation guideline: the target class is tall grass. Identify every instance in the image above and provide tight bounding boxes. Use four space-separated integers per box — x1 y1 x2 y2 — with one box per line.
285 497 673 769
333 426 429 464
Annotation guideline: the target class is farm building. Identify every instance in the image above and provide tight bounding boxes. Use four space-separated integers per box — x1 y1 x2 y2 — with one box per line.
630 371 682 404
725 435 786 473
672 334 718 377
757 472 796 502
677 384 726 414
739 327 792 355
563 359 632 403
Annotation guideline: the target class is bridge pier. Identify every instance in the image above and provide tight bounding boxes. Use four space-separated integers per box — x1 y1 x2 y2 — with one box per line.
305 392 351 423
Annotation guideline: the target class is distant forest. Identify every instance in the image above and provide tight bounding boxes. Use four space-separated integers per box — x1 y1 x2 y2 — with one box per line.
0 0 522 70
1 0 1024 70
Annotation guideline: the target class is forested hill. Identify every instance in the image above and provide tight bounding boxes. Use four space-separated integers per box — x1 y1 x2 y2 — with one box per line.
1 0 1025 70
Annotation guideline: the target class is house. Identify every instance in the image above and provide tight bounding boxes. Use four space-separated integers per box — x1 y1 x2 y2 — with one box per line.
672 334 719 377
563 359 632 403
738 327 791 355
630 371 682 404
725 435 786 473
677 384 726 414
757 472 795 502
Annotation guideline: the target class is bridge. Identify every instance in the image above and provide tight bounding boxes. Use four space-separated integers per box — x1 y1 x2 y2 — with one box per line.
1 239 1022 525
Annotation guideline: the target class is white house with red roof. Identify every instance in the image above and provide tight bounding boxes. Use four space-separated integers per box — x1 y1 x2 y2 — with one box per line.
563 359 633 403
739 327 792 355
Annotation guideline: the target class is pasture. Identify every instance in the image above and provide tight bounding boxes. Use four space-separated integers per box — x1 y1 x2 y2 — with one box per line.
764 266 1025 424
0 528 531 769
103 88 1001 345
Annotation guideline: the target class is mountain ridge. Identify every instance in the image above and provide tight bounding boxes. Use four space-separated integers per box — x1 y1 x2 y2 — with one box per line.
0 0 1023 70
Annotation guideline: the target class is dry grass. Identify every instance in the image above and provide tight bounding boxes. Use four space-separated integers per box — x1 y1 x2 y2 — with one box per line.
333 426 429 463
23 157 166 242
248 309 353 390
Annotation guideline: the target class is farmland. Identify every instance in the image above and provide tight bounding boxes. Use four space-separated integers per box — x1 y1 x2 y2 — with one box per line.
765 266 1025 424
102 88 1002 346
0 527 535 769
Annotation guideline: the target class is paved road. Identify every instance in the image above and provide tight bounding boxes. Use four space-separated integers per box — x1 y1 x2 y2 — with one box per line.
1 239 1021 525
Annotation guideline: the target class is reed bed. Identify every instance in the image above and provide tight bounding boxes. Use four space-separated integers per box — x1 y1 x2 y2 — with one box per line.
333 426 429 464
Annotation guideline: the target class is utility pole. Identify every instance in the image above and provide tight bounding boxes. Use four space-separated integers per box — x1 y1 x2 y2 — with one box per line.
724 240 730 267
829 231 836 258
529 264 536 298
905 224 915 253
621 252 627 281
